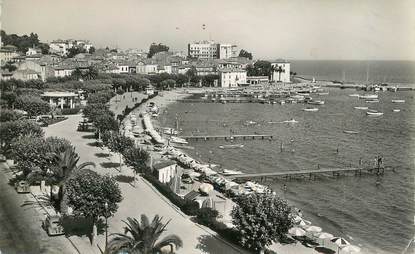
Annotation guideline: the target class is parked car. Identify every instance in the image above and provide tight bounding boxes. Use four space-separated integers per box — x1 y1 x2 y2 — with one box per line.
42 214 64 236
15 180 30 193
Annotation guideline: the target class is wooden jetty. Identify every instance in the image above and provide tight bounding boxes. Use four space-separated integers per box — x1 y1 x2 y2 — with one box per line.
226 166 393 181
181 134 273 141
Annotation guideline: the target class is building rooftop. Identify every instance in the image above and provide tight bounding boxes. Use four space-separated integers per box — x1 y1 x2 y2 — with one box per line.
41 91 77 97
153 160 176 171
219 68 246 73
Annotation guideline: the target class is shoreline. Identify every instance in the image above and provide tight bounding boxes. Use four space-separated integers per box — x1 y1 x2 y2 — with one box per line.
122 88 352 253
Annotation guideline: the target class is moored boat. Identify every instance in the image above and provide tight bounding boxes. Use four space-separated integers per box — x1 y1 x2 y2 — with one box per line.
303 107 319 112
366 110 384 116
221 169 243 176
343 130 359 134
170 136 188 144
391 99 405 103
308 100 325 105
365 99 379 103
359 94 378 100
349 94 360 97
393 109 400 112
283 119 298 123
354 106 368 110
219 144 244 149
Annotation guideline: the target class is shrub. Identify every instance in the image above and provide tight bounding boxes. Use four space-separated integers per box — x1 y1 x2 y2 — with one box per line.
0 119 44 151
15 95 50 117
61 108 80 115
196 207 219 227
0 109 23 122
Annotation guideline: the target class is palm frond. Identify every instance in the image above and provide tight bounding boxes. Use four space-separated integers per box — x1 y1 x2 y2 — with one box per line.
153 234 183 252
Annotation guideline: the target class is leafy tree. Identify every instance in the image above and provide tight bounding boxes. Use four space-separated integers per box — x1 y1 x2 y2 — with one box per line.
107 133 134 171
106 215 183 254
271 65 285 82
160 79 176 90
239 49 253 60
0 119 44 151
0 91 17 108
67 46 87 58
84 66 99 80
246 61 272 77
38 43 50 54
1 62 17 72
122 146 150 184
88 46 96 54
66 170 122 244
9 134 51 178
196 207 219 227
15 95 50 117
1 30 40 53
202 74 219 87
71 68 83 80
94 113 119 138
45 136 73 154
148 43 169 58
0 109 23 122
49 146 96 213
87 90 114 104
231 193 293 253
175 74 188 87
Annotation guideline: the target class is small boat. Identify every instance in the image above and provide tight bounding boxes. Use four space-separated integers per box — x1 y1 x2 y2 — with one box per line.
366 111 384 117
170 136 188 144
393 109 400 112
343 130 359 134
283 119 298 123
391 99 405 103
219 144 244 149
221 169 243 176
359 94 378 100
163 128 179 135
279 100 286 105
349 94 360 97
317 92 329 95
308 100 325 105
303 108 319 112
354 106 368 110
244 120 257 126
365 99 379 103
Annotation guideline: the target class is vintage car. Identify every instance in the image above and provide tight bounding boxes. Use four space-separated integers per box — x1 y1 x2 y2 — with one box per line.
15 180 30 193
42 214 64 236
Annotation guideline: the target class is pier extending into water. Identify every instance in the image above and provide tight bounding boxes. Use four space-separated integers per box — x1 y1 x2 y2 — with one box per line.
226 166 394 182
181 134 273 141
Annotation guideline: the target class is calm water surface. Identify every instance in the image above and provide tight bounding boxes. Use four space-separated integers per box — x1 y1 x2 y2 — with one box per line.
159 88 415 254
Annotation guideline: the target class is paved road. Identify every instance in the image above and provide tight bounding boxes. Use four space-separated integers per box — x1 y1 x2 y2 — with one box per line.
0 163 76 254
44 114 249 254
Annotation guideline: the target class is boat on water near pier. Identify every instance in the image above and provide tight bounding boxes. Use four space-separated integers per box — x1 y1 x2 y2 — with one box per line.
365 99 379 103
349 94 360 97
359 94 378 100
283 119 299 123
343 130 359 134
163 127 180 135
170 136 188 144
392 99 405 103
393 109 401 112
219 144 244 149
354 106 368 110
308 100 325 105
303 107 319 112
221 169 243 176
366 110 384 117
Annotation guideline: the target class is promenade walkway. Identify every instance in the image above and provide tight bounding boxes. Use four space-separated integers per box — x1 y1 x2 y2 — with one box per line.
44 114 249 254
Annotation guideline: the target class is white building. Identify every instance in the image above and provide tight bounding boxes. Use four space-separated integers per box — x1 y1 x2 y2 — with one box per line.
54 66 74 78
41 91 78 109
0 45 19 65
26 47 42 56
153 161 178 183
218 44 238 59
219 69 247 88
136 62 158 74
188 40 218 59
271 60 290 83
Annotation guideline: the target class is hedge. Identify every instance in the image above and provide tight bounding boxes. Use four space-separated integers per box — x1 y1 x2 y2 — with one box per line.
142 173 199 216
61 108 81 115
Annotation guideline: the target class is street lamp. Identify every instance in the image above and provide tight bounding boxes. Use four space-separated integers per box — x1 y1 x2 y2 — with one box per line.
104 202 108 248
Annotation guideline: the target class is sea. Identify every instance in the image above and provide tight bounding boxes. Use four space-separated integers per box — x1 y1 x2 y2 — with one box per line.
159 61 415 254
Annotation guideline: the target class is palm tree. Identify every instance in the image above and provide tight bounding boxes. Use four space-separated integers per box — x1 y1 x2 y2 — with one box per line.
273 66 285 82
49 146 96 213
106 215 183 254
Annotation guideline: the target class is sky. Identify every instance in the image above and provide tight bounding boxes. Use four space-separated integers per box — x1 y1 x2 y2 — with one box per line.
2 0 415 60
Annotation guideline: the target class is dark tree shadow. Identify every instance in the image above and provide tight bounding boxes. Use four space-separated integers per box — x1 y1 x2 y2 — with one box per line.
87 141 102 147
61 216 106 241
113 174 134 183
95 153 111 158
100 162 121 169
82 134 97 139
314 246 336 254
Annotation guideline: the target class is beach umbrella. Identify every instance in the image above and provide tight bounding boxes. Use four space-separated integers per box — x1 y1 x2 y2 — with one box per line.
199 183 214 195
306 225 322 233
341 245 360 253
288 227 306 236
331 237 350 247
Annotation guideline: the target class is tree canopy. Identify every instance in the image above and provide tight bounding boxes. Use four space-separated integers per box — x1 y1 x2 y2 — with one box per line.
67 46 87 58
231 193 293 252
0 119 44 150
239 49 253 60
122 146 150 174
15 95 50 117
0 30 48 53
246 61 272 77
148 43 169 58
66 170 122 221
